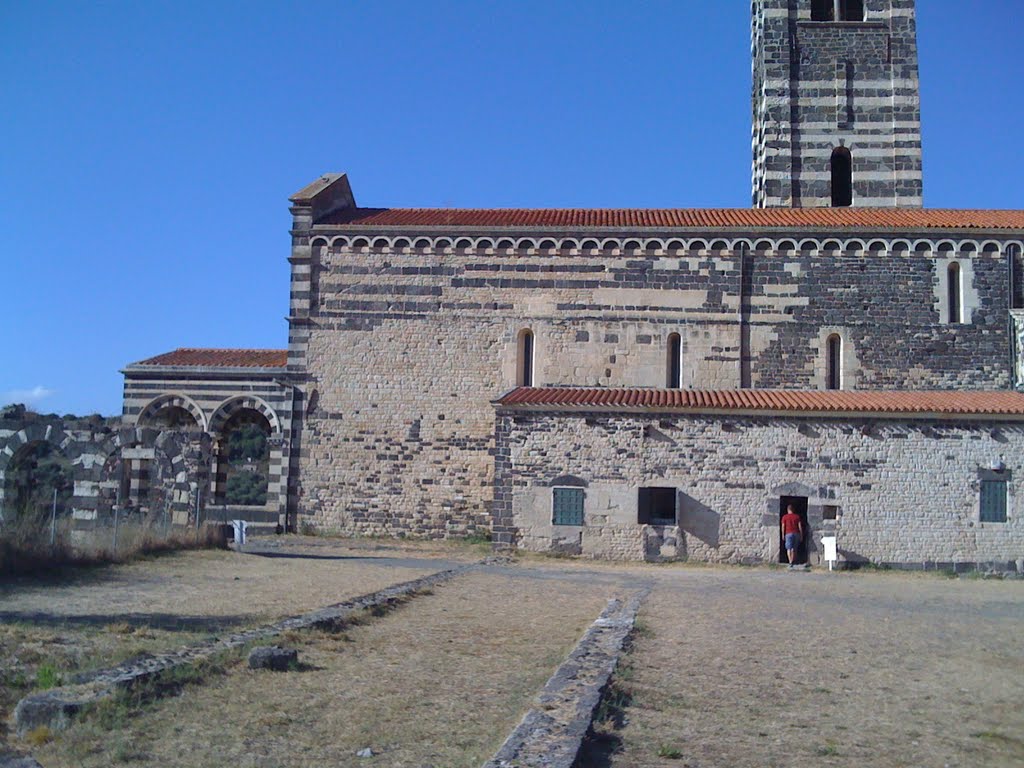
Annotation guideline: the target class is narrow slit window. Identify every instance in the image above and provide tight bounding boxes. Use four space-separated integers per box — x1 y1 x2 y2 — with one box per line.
667 333 682 388
552 487 584 526
831 147 853 207
980 480 1007 523
826 334 842 390
517 329 534 387
948 263 962 324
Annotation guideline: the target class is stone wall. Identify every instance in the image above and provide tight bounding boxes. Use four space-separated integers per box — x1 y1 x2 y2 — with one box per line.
493 409 1024 568
0 408 211 533
292 235 1015 536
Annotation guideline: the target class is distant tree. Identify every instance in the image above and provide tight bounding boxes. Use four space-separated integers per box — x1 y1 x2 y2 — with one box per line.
5 441 73 522
225 471 268 506
226 423 268 464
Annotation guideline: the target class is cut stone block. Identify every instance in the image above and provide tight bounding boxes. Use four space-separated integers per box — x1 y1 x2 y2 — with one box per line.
248 646 298 671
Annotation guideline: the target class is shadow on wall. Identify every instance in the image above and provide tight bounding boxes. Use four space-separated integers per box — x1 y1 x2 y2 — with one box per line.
679 492 720 548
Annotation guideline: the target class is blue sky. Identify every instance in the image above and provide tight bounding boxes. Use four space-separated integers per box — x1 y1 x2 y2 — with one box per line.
2 1 1022 416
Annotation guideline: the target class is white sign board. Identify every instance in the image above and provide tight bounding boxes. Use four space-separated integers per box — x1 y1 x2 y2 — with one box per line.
822 535 838 570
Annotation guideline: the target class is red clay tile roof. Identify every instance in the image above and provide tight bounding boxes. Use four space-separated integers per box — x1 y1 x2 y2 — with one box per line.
496 388 1024 417
132 348 288 368
320 207 1024 231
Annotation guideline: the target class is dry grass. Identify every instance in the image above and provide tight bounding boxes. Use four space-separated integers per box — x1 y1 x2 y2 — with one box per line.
0 518 226 579
590 568 1024 768
33 570 615 768
0 542 445 747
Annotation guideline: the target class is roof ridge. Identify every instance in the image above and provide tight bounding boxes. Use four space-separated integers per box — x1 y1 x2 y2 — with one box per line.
173 346 287 352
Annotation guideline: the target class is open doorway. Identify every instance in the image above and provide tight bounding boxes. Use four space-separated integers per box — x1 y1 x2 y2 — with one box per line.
779 495 809 564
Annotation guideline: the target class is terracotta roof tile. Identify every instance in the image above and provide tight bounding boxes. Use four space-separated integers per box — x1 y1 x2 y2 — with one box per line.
496 388 1024 417
320 207 1024 231
132 348 288 368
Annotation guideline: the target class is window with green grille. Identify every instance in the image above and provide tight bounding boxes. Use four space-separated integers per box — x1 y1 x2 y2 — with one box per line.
980 480 1007 523
552 487 584 526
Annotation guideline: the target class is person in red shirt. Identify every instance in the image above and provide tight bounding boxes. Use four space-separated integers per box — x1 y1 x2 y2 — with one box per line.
781 504 804 567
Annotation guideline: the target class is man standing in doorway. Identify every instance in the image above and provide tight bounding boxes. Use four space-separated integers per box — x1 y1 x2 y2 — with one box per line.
781 504 804 567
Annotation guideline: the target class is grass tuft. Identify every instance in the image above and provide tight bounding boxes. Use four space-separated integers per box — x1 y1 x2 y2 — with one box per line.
657 744 684 759
35 663 63 690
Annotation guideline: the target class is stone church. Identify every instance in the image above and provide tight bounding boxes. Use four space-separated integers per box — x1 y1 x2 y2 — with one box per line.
11 0 1020 568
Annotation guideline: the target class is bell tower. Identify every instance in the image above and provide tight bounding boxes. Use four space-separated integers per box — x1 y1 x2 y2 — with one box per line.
751 0 923 208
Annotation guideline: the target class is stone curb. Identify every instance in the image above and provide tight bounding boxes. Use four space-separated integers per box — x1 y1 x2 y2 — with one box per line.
12 563 473 736
482 586 651 768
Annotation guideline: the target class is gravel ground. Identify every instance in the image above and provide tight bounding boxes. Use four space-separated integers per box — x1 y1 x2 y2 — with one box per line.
588 566 1024 768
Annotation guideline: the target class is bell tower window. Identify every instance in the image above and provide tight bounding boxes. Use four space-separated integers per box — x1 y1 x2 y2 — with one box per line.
831 147 853 207
813 0 864 21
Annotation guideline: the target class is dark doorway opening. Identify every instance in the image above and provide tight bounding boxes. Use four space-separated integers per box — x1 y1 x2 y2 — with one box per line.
639 487 677 525
779 495 809 564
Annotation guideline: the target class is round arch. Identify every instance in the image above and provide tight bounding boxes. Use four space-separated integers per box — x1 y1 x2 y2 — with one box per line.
208 396 282 436
137 394 207 432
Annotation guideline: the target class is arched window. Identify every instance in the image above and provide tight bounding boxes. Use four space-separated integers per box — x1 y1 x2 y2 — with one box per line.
667 333 681 389
826 334 842 390
948 263 962 324
517 329 535 387
830 147 853 207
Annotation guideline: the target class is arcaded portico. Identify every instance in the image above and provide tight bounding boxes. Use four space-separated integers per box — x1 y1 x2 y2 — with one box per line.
120 348 299 530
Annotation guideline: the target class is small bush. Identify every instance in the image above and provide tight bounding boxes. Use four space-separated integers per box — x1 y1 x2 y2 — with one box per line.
35 663 62 689
657 745 684 759
25 725 53 746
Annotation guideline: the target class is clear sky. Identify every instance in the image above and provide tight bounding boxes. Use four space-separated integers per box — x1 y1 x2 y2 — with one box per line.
2 1 1022 416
